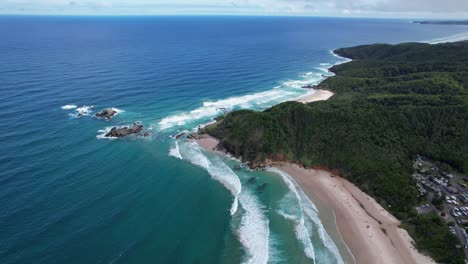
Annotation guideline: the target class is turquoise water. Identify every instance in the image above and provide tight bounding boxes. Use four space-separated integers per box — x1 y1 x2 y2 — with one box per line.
1 16 467 263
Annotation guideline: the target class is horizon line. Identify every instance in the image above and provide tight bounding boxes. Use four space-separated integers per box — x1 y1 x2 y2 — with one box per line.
0 13 466 21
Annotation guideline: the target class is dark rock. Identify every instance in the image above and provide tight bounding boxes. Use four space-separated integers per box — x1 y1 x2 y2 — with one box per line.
246 177 257 185
256 183 268 193
95 108 118 119
175 131 187 139
187 132 198 140
105 122 144 138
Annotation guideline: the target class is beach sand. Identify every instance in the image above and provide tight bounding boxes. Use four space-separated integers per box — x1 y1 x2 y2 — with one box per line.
278 163 435 264
194 134 220 151
298 89 334 103
193 89 435 264
194 133 436 263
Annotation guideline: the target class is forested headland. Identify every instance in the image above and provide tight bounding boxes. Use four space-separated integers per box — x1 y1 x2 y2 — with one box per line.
203 41 468 263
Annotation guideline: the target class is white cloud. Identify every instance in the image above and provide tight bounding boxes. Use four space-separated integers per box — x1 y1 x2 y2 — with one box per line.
1 0 468 18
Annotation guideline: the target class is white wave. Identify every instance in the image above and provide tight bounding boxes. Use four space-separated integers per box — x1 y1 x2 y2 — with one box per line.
158 73 326 130
176 141 270 262
69 105 94 118
111 107 124 114
160 52 350 130
76 105 93 114
315 67 331 74
267 233 286 264
169 141 183 159
178 141 241 215
269 168 344 264
329 50 352 65
426 32 468 44
269 168 316 261
96 126 117 139
300 190 344 264
61 104 77 110
96 122 141 140
238 190 270 264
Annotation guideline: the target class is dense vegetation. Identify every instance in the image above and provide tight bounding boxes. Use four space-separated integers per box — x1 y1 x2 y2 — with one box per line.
205 41 468 263
402 213 464 264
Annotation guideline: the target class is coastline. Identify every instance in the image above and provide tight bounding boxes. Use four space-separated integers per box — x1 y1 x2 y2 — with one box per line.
298 89 334 104
277 163 435 264
194 133 435 263
192 84 437 263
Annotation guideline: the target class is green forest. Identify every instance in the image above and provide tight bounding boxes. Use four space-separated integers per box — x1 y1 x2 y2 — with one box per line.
204 41 468 263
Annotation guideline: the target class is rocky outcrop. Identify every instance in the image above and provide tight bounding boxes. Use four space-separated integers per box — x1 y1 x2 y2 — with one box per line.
302 82 330 89
105 122 144 138
95 108 118 120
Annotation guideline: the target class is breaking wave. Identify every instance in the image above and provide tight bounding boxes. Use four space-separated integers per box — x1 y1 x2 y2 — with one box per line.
270 168 316 261
426 32 468 44
268 168 344 264
96 126 118 139
68 105 94 118
237 190 270 264
168 141 183 159
178 141 241 215
61 104 77 110
158 54 351 131
158 74 328 131
163 56 352 262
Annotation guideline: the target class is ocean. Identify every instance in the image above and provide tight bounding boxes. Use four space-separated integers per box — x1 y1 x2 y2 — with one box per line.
0 15 466 264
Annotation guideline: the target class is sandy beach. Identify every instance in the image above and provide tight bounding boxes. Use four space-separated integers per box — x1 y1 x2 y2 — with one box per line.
195 134 220 151
194 133 436 264
194 88 435 264
298 89 334 103
278 163 435 264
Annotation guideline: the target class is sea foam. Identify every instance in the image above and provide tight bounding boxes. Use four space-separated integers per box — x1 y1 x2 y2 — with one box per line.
269 168 344 264
158 73 327 130
168 141 183 159
270 168 316 261
237 190 270 264
427 32 468 44
61 104 77 110
178 141 241 215
176 141 271 262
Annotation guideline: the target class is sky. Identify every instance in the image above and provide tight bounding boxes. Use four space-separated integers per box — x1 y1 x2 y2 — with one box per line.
1 0 468 18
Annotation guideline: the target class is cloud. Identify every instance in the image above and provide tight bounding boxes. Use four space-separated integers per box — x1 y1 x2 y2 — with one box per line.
277 0 468 14
0 0 468 17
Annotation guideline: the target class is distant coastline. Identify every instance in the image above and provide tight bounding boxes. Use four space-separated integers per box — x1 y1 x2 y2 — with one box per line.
413 20 468 26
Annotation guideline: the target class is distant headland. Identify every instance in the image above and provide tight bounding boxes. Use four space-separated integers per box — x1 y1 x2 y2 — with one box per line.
413 20 468 26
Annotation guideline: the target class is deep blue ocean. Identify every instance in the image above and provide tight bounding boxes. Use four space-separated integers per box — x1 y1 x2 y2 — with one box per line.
1 16 467 264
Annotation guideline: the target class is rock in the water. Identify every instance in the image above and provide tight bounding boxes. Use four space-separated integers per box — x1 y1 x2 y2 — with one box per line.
95 108 118 119
105 122 144 138
175 131 187 139
256 183 268 193
187 132 199 140
246 177 257 185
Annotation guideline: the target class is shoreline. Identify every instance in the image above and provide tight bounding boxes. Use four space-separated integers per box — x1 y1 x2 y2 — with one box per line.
277 163 435 264
297 89 334 104
190 48 440 263
193 133 436 264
